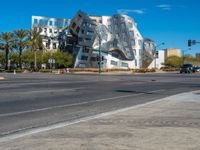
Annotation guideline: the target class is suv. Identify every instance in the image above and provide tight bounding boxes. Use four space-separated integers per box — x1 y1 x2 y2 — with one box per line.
180 64 193 74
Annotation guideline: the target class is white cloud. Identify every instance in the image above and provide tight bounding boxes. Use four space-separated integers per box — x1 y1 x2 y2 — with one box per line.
117 9 145 15
156 4 172 10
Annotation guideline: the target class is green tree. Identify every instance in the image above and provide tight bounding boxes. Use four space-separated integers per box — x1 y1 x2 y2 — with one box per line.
27 29 43 70
21 50 34 68
164 55 183 68
10 52 19 67
13 29 29 69
52 51 73 68
0 32 14 70
0 52 6 67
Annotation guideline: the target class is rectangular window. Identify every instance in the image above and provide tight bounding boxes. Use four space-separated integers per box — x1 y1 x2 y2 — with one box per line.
81 56 88 61
54 21 58 27
49 21 53 26
44 20 48 26
83 47 90 53
90 57 97 61
49 29 52 33
111 60 118 66
34 19 38 24
39 19 43 26
78 38 83 42
44 28 47 33
121 62 128 67
81 29 84 34
131 39 135 46
85 37 91 41
53 43 57 49
130 31 134 38
76 27 80 33
138 40 142 46
86 30 93 36
65 21 68 27
46 43 50 49
59 21 63 27
54 30 58 34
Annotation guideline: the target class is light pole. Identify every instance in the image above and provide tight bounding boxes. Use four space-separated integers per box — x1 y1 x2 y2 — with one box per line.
182 48 191 64
154 42 165 69
95 25 103 74
98 37 101 73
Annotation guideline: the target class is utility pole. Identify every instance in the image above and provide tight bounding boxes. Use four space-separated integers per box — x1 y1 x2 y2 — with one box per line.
98 37 101 73
154 42 165 69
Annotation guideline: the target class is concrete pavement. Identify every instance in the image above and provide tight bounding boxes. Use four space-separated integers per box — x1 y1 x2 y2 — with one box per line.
0 90 200 150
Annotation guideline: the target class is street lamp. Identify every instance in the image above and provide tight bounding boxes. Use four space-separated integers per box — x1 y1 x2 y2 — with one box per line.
154 42 165 69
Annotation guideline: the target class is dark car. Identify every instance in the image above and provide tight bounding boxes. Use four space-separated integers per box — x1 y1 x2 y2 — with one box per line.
192 66 200 73
180 64 193 74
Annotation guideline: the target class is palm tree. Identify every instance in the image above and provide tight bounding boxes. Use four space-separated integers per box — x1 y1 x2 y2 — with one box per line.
0 32 14 70
13 29 28 69
28 29 43 70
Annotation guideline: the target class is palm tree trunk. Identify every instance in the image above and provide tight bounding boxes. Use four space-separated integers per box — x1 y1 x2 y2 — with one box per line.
5 48 9 70
19 47 22 69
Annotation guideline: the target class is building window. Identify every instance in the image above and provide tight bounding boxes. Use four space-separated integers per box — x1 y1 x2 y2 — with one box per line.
81 29 84 34
90 57 97 61
128 22 133 28
39 19 43 26
81 56 88 61
44 20 48 26
34 19 38 24
46 43 50 49
72 22 76 28
130 31 134 38
85 37 91 41
131 39 135 46
59 21 63 27
54 30 58 34
121 62 129 67
54 21 58 27
65 21 68 27
83 47 90 53
49 29 52 33
49 21 53 26
111 60 118 66
78 38 83 42
44 28 47 33
53 43 57 49
138 40 142 46
86 30 93 36
76 27 80 33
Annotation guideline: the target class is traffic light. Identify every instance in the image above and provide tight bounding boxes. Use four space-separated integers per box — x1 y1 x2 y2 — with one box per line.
188 39 197 47
101 56 104 61
188 40 192 47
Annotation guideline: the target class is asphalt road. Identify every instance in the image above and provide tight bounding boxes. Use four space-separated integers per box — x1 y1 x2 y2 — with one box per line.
0 72 200 138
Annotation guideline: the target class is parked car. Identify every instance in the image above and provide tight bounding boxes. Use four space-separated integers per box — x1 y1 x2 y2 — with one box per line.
180 64 193 73
192 66 200 73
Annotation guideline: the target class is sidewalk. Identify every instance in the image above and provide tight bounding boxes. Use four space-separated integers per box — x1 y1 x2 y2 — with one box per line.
0 91 200 150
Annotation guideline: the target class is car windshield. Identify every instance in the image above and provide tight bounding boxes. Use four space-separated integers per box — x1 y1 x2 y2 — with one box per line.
182 64 193 68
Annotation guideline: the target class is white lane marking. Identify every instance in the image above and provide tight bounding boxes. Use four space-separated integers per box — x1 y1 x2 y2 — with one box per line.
0 89 165 118
0 89 168 143
23 87 83 94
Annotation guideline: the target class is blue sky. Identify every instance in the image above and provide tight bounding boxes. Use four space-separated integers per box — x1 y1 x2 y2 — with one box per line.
0 0 200 55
